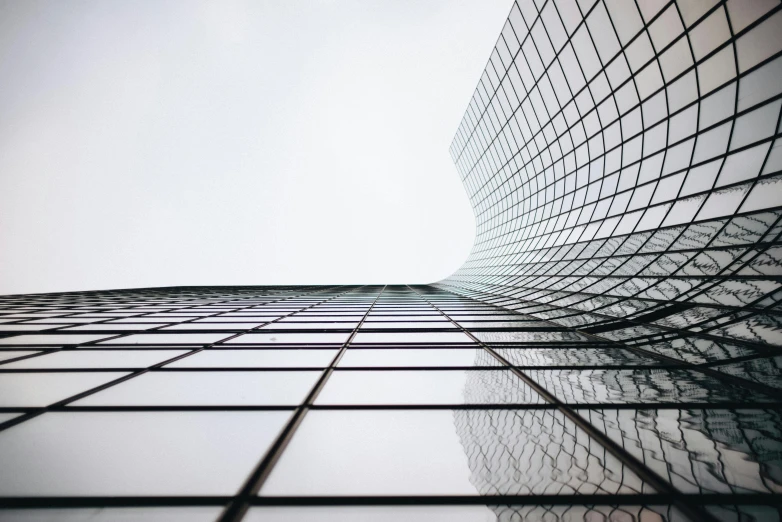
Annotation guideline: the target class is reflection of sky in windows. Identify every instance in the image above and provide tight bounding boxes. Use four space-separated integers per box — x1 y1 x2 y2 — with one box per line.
2 0 782 519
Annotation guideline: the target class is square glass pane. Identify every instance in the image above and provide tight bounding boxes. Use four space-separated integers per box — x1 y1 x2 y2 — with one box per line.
0 411 290 495
316 370 544 405
360 321 456 330
338 348 498 367
3 350 185 369
75 371 321 406
0 372 128 407
351 332 473 344
227 333 350 345
169 349 338 368
0 335 110 346
261 322 358 330
260 409 649 496
100 333 231 345
162 323 264 330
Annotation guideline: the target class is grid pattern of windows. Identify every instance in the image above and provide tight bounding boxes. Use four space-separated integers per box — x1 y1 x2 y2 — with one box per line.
441 0 782 400
0 285 780 520
2 1 782 520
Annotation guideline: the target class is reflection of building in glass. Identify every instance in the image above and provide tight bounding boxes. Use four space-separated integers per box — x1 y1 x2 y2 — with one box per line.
582 408 782 495
452 408 648 495
1 1 782 520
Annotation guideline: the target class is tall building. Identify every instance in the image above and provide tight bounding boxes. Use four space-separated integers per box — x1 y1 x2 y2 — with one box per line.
1 1 781 521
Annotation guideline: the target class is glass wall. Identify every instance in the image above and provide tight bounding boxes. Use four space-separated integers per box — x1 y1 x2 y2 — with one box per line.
0 285 780 520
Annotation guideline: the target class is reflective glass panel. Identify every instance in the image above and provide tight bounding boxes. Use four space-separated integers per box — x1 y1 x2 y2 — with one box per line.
352 332 473 343
527 369 777 404
316 370 544 405
579 408 782 494
0 508 223 522
260 409 649 496
2 350 185 369
75 371 321 406
100 333 231 345
0 411 290 496
227 333 350 344
0 372 128 407
169 349 338 368
338 348 498 367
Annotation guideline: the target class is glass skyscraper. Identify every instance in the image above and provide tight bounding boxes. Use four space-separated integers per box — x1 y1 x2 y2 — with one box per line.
1 1 781 520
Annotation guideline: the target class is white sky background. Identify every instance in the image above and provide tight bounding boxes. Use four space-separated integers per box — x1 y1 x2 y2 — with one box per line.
0 0 511 294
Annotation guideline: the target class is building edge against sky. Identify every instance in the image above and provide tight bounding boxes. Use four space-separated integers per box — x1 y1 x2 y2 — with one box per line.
438 0 782 393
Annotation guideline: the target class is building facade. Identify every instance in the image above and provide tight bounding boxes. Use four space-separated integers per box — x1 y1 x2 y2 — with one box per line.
1 0 781 520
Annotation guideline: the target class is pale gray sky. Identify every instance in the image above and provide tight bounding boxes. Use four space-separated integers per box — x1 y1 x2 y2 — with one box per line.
0 0 510 295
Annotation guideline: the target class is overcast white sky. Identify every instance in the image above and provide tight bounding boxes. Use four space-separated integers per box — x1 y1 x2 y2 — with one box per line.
0 0 510 295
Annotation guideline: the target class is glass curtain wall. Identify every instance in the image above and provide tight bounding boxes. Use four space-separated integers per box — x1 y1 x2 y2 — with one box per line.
2 0 782 520
0 285 779 520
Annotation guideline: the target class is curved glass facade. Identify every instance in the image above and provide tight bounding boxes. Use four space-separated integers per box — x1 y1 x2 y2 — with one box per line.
440 0 782 392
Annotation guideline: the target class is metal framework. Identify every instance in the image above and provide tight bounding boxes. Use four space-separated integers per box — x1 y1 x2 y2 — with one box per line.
0 285 779 520
1 0 782 520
